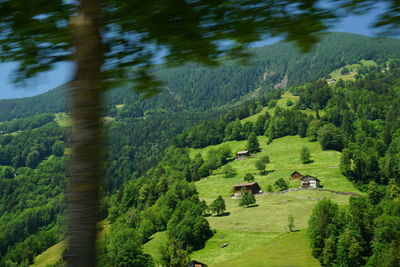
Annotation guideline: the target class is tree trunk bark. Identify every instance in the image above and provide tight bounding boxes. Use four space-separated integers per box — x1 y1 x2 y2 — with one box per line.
66 0 104 266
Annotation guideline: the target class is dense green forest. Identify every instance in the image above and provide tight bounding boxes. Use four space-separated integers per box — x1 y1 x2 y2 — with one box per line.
1 33 400 266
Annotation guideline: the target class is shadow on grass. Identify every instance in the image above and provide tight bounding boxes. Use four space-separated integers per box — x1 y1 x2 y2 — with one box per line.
215 212 231 217
303 160 314 164
245 204 259 208
260 170 275 175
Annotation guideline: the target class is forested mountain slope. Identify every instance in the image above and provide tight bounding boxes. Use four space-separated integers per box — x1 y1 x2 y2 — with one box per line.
1 36 400 266
1 32 400 122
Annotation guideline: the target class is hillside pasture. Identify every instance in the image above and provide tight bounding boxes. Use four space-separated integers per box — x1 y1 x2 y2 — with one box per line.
205 190 349 233
187 135 357 267
31 220 110 267
212 230 320 267
191 135 359 200
191 231 281 266
240 92 299 124
327 59 376 82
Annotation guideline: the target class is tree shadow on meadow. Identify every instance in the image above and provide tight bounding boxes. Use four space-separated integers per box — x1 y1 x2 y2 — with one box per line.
245 204 259 208
215 212 231 217
261 170 275 175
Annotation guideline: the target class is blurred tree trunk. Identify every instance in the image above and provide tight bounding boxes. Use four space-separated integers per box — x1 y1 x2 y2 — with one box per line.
66 0 104 266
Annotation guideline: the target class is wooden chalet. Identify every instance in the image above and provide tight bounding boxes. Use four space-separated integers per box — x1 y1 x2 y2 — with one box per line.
291 171 303 180
300 175 321 188
189 260 207 267
236 150 250 159
233 182 261 197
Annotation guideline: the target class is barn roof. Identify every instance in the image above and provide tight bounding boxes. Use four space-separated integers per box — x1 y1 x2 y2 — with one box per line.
237 150 249 155
233 182 262 192
234 182 258 187
300 175 320 182
291 171 302 176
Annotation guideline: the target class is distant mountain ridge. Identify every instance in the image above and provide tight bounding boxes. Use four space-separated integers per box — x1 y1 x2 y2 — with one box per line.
1 32 400 121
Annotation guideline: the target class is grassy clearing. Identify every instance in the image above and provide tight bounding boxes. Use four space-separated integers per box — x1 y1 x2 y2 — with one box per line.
327 60 376 82
276 91 299 108
55 113 72 127
191 231 281 266
205 191 349 233
55 112 115 127
115 104 125 109
31 220 110 267
192 135 359 200
31 240 66 267
241 92 300 124
143 231 168 262
214 230 320 267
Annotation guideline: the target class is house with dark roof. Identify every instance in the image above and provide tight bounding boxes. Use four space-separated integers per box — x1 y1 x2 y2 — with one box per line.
233 182 262 197
300 175 321 188
291 171 303 180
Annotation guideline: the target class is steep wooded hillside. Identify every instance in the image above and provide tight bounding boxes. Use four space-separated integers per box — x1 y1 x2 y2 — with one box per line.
1 32 400 122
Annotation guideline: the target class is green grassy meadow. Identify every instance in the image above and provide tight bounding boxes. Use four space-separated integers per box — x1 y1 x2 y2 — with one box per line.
184 134 359 266
241 92 300 124
31 220 110 267
55 113 72 127
191 135 359 201
143 231 168 263
31 240 66 267
213 230 320 267
240 91 324 123
191 231 281 266
327 59 376 82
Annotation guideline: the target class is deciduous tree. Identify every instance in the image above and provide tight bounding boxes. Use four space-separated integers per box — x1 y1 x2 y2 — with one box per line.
239 192 256 207
300 146 311 164
274 178 288 191
210 196 226 216
244 173 255 182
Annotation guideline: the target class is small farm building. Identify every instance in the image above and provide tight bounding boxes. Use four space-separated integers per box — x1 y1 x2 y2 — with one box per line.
291 171 303 180
233 182 262 197
300 175 321 188
236 150 250 159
